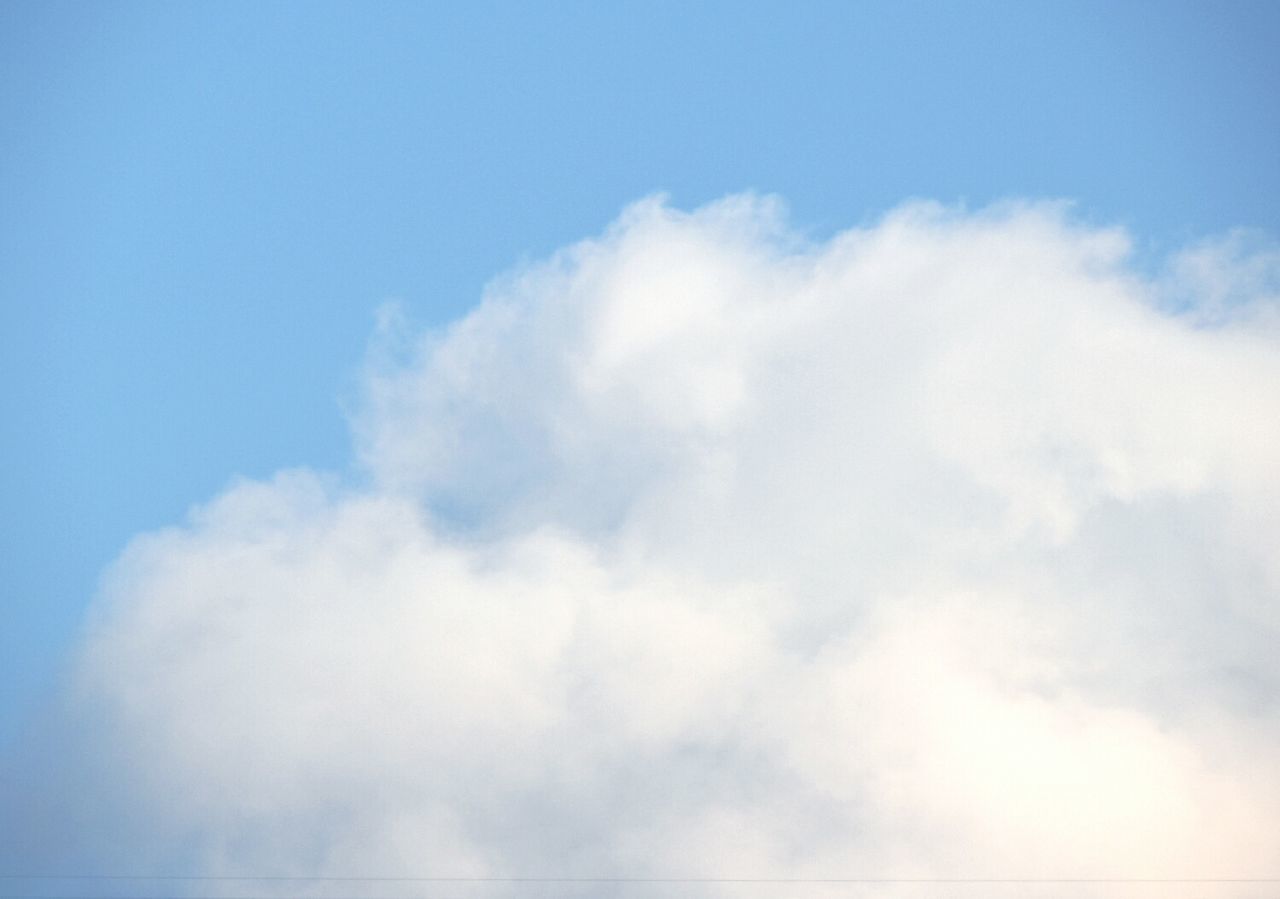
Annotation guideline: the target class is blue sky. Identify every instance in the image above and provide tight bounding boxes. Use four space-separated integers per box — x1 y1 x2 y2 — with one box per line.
2 0 1278 744
3 2 1280 884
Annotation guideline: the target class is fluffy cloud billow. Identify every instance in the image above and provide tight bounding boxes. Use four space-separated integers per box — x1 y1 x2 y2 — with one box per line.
6 195 1280 897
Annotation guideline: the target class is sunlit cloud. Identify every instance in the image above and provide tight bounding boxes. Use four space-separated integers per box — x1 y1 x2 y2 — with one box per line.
7 195 1279 898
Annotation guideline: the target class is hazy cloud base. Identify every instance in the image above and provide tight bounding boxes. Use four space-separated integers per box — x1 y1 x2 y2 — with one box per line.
5 196 1280 898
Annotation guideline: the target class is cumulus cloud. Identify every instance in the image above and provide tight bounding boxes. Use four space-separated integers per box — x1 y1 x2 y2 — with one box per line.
5 195 1280 898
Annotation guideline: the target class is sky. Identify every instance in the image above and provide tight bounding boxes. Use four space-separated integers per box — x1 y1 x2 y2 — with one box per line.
1 1 1279 894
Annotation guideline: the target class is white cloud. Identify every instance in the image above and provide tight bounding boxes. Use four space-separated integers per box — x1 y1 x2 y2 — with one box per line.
8 195 1280 897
